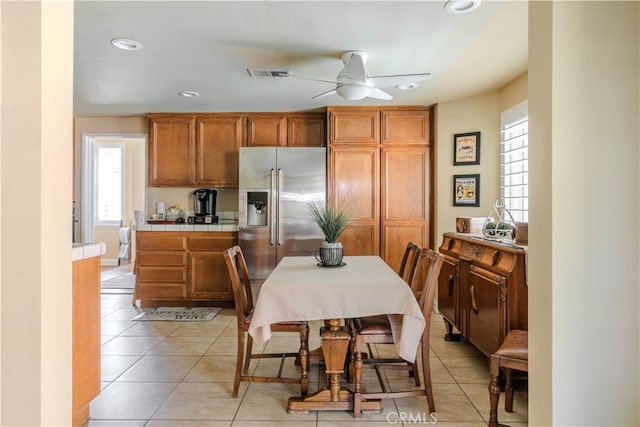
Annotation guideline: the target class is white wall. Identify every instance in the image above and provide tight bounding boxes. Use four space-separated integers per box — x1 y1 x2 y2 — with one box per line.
1 1 74 425
529 1 639 425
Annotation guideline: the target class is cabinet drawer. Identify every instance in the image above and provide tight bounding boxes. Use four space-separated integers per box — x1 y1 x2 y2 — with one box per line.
136 251 187 266
187 234 237 251
136 266 186 282
136 234 186 251
137 282 187 300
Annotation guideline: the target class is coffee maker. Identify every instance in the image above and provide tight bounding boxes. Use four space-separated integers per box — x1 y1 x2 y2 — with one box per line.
190 189 218 224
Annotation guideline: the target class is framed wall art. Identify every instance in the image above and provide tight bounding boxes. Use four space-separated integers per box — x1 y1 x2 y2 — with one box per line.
453 131 481 165
453 174 480 207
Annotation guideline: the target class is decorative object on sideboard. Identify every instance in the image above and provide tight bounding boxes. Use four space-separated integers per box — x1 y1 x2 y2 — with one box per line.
453 131 481 166
453 174 480 207
456 217 485 234
307 201 352 267
515 222 528 245
482 199 516 241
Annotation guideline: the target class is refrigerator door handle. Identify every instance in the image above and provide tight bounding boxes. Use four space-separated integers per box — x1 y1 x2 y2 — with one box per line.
278 168 284 246
270 169 277 246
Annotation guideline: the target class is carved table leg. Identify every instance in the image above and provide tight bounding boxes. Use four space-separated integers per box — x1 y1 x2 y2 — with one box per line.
287 319 383 414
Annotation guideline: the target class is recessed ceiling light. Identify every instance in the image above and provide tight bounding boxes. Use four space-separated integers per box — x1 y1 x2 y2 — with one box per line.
110 38 144 51
396 83 418 90
178 90 200 98
444 0 482 14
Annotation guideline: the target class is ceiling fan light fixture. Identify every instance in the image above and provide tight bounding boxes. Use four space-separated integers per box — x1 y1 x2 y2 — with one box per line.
444 0 482 14
110 37 144 51
178 90 200 98
336 84 371 100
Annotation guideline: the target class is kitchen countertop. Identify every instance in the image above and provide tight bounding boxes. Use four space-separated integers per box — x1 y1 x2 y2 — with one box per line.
72 242 107 261
134 223 238 232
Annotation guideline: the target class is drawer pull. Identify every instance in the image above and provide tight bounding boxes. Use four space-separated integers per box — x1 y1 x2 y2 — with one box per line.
448 274 454 296
470 285 479 313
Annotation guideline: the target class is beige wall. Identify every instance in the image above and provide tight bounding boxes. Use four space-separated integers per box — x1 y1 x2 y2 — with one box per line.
1 1 74 424
530 1 639 425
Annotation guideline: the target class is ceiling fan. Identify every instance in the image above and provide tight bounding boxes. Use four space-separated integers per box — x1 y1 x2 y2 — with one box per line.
257 50 432 101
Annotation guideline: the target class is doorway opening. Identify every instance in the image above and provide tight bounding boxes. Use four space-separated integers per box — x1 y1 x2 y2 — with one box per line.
81 133 146 273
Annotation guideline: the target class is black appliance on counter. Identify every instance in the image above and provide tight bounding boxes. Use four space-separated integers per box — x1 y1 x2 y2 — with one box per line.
188 189 218 224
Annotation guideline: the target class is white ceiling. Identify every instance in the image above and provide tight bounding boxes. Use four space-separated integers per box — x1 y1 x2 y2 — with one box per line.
73 1 528 117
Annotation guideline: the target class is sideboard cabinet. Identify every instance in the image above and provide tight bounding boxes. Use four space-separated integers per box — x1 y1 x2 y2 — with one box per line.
437 232 527 357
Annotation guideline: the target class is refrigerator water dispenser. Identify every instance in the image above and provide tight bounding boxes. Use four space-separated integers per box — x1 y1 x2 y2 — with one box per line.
247 191 268 226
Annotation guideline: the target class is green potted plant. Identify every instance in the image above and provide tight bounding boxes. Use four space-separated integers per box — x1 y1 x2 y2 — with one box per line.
307 201 352 266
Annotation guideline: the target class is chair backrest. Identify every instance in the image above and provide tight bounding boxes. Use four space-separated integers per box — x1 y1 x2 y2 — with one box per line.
419 249 445 337
223 245 254 326
398 242 424 293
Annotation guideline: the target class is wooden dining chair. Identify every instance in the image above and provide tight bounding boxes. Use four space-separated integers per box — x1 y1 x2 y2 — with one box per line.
347 242 424 382
351 249 445 417
398 242 425 298
223 245 310 397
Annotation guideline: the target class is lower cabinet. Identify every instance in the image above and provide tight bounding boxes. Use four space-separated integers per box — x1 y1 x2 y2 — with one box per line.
437 232 527 357
135 231 237 306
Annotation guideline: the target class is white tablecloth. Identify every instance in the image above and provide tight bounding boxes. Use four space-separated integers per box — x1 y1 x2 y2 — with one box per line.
248 256 425 362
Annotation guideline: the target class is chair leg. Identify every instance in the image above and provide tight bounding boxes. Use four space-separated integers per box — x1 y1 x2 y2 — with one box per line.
233 331 246 398
488 372 501 427
243 333 254 375
505 368 514 412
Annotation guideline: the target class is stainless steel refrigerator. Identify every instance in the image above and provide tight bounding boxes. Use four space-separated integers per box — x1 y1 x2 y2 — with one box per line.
238 147 326 279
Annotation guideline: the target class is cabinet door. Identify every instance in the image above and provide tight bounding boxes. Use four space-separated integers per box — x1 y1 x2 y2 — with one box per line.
467 265 507 357
288 113 326 147
196 114 243 187
381 145 430 268
245 114 287 147
381 109 431 145
328 145 380 255
148 115 196 186
328 108 379 144
188 251 233 300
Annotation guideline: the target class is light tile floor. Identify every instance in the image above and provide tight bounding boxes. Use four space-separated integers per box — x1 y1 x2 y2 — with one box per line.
89 266 528 426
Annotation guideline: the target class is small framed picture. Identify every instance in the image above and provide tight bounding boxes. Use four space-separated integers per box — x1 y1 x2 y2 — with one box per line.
453 174 480 207
453 132 481 165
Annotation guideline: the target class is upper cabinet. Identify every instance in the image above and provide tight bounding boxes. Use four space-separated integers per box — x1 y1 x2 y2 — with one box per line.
328 108 379 144
245 112 326 147
148 114 197 186
196 114 244 187
148 113 243 187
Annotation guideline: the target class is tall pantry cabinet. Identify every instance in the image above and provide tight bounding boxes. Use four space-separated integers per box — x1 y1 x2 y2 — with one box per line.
327 106 433 284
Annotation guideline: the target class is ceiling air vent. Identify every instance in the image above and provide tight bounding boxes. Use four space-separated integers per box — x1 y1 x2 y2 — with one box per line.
247 69 291 78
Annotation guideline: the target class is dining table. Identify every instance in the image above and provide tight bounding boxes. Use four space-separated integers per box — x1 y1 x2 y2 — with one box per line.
248 255 426 414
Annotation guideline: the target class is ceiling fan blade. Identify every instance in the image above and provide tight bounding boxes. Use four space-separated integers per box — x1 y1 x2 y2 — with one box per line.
368 88 394 100
343 52 367 83
289 72 340 85
312 88 337 100
368 73 432 88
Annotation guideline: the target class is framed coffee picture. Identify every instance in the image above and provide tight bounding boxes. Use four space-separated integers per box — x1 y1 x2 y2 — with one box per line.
453 174 480 207
453 132 481 165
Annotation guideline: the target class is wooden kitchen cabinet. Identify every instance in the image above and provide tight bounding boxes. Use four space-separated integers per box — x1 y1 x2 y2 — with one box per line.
328 144 380 256
196 114 243 187
187 233 236 301
245 112 326 147
148 113 243 187
134 231 237 306
148 114 196 186
437 232 528 357
327 106 432 280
